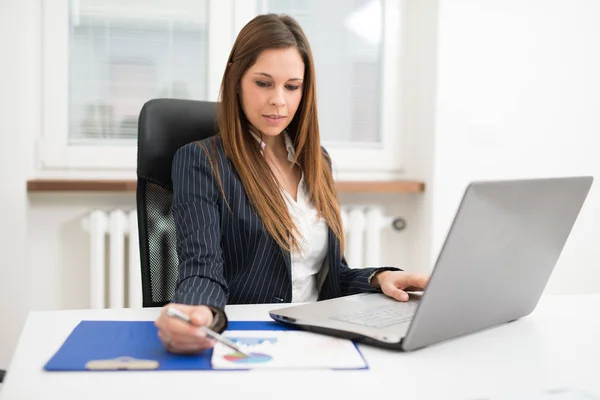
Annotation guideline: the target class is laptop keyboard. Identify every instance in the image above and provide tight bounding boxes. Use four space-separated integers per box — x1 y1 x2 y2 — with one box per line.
330 302 419 329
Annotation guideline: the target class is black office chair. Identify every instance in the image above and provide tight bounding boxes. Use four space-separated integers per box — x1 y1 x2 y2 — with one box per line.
136 98 218 308
0 369 5 383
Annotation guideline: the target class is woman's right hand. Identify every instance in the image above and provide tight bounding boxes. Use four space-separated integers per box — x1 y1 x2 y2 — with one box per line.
154 303 215 354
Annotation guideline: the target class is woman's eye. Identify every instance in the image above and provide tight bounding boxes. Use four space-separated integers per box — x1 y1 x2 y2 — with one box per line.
286 85 300 91
256 81 269 88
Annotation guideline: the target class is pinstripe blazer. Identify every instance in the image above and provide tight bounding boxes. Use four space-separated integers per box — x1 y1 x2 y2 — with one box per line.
170 135 396 310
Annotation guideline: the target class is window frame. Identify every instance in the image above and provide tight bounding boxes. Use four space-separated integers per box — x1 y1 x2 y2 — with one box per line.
38 0 406 180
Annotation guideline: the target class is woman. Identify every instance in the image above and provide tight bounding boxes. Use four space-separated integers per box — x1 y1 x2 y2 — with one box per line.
155 13 429 354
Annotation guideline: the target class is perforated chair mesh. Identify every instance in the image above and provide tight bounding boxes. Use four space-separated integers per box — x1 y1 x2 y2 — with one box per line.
139 181 179 306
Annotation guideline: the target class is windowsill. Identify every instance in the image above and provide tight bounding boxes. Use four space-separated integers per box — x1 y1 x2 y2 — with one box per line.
26 179 425 194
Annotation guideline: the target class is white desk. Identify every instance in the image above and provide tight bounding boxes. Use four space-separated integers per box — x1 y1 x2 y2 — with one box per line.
1 294 599 400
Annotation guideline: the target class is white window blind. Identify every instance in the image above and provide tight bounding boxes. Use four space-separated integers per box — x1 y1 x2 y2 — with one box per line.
68 0 209 144
260 0 383 145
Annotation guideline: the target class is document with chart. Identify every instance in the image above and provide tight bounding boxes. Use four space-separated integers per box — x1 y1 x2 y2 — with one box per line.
210 330 367 370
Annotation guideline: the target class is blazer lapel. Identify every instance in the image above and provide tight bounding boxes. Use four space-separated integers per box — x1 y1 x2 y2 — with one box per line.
316 228 335 295
279 246 292 280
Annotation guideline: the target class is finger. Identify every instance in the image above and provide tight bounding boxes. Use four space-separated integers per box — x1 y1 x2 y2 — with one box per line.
157 329 170 345
158 312 201 335
158 307 210 340
405 274 429 290
383 284 409 302
189 307 213 328
168 337 215 353
162 303 201 314
159 303 205 325
168 343 214 355
166 317 211 341
158 328 215 353
165 340 215 354
163 304 213 329
159 331 212 349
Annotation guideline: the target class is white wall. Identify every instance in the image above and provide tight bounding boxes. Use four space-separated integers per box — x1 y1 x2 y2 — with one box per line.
0 0 38 370
432 0 600 293
26 193 136 311
398 0 438 276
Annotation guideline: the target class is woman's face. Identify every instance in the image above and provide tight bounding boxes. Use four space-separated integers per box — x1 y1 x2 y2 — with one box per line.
239 47 305 138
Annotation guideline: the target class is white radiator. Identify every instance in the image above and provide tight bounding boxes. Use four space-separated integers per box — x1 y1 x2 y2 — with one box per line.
82 210 142 309
341 205 401 268
83 206 403 309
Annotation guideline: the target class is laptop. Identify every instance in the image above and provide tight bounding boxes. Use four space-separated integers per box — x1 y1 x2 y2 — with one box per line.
269 176 593 351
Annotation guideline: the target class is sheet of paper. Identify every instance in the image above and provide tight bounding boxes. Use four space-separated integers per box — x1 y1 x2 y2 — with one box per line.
210 330 367 370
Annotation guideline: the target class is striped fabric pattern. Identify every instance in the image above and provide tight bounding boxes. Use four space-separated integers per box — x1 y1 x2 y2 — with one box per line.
170 136 394 309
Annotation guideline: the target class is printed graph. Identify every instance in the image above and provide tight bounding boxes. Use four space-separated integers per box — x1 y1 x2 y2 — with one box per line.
223 352 272 363
220 337 277 364
229 337 278 346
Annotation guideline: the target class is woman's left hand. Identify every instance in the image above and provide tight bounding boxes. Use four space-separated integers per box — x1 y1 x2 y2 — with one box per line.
372 271 430 302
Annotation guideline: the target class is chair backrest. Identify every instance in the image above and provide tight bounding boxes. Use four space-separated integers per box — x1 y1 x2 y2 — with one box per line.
136 98 218 307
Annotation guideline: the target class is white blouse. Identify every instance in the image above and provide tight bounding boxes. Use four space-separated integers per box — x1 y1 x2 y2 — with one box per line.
250 131 328 303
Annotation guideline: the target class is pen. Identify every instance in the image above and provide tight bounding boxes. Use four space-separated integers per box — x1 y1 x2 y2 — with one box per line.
165 307 250 357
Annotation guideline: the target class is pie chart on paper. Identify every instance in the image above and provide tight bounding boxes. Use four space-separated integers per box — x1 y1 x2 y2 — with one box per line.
223 352 272 364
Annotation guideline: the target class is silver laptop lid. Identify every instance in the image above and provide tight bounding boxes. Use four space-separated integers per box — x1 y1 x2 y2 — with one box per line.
402 176 593 351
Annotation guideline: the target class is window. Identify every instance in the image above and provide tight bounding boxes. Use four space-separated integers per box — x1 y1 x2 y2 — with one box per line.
68 0 209 144
261 0 382 144
39 0 404 179
40 0 229 175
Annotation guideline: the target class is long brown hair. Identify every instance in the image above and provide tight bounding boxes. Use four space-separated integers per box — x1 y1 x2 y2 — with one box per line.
207 13 344 255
